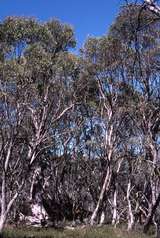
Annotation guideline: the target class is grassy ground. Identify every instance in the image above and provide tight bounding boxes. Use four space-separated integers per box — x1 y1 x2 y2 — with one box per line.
1 225 155 238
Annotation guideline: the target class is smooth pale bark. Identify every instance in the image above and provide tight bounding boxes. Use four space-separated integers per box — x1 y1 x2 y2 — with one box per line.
90 109 113 225
0 142 32 232
100 211 105 225
0 101 74 233
112 189 118 226
0 190 18 233
127 179 134 230
112 159 123 226
90 164 112 225
0 215 6 233
0 173 6 233
150 145 159 204
30 167 41 200
90 78 117 225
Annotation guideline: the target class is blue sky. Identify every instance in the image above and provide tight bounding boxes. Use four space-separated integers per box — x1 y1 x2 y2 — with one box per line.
1 0 123 51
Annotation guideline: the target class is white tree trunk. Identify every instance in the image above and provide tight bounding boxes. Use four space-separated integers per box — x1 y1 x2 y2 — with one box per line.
0 214 6 233
90 165 112 225
127 179 134 230
112 189 118 226
112 159 123 226
0 171 18 233
100 211 105 225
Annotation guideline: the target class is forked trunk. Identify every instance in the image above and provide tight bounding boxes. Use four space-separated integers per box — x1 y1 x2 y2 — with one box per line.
90 165 112 225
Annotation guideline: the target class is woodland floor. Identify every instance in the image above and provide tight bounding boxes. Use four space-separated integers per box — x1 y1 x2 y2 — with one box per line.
1 225 155 238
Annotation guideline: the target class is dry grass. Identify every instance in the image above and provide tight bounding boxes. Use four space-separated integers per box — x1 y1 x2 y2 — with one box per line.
1 225 155 238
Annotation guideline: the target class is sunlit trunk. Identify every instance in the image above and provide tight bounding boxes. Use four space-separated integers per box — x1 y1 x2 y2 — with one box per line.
0 214 6 233
127 178 134 230
112 159 123 226
100 211 105 225
90 164 112 225
112 188 118 226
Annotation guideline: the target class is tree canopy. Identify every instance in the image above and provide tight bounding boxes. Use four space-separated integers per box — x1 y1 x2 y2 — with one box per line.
0 2 160 238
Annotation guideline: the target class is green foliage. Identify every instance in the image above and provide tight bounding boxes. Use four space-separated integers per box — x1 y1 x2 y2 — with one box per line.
109 4 160 44
0 17 76 61
0 3 160 235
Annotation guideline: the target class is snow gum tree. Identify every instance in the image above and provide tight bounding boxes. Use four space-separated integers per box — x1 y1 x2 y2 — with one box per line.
0 17 79 232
